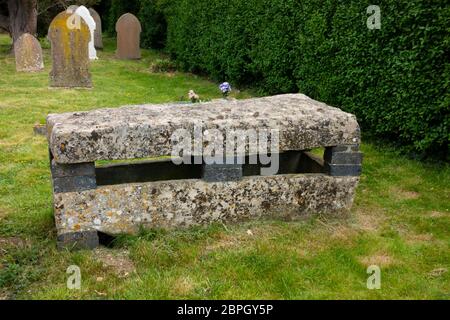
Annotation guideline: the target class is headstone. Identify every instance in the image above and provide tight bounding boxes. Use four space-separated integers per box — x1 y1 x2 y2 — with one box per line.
48 10 92 88
75 6 97 60
14 33 44 72
89 8 103 50
116 13 142 60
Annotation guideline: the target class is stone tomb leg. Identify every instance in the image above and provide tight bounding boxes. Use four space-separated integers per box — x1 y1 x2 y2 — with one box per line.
49 151 98 250
324 145 363 176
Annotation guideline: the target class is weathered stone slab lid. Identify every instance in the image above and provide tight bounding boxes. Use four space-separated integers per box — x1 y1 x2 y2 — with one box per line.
47 94 361 164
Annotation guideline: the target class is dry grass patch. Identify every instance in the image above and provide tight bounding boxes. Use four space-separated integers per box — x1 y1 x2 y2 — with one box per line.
204 224 284 253
93 248 136 278
404 233 434 245
0 207 10 220
351 206 387 233
427 211 447 218
427 268 448 278
359 252 396 268
171 275 197 296
0 237 28 253
0 290 9 300
389 187 420 200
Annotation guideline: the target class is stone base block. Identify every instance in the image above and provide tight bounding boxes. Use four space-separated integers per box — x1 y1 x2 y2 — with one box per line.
53 174 360 236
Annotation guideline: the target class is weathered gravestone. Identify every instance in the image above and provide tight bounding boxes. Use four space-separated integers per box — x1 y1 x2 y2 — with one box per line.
75 6 97 60
116 13 142 60
48 10 92 88
46 94 363 250
89 8 103 50
14 33 44 72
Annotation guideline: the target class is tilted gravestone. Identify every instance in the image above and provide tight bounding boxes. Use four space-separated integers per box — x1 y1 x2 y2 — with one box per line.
116 13 142 60
75 6 97 60
48 10 92 88
89 8 103 50
14 33 44 72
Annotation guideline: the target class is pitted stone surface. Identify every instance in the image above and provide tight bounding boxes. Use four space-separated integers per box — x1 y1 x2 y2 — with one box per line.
54 174 360 236
14 33 44 72
47 94 361 164
89 8 103 49
115 13 141 60
48 11 92 88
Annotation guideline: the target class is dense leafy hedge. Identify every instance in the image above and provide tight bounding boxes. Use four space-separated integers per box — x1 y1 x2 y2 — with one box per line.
106 0 167 48
106 0 140 35
162 0 449 158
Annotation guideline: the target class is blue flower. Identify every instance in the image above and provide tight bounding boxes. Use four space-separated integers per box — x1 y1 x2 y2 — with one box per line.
219 82 232 94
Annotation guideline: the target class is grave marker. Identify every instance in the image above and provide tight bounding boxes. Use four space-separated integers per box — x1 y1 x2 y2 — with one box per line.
116 13 142 60
14 33 44 72
89 8 103 50
48 10 92 88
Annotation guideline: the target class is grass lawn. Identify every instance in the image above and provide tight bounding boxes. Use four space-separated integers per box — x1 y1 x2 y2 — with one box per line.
0 34 449 300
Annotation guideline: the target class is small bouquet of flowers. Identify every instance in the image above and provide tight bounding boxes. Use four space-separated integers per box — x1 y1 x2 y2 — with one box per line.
188 90 200 103
219 82 232 99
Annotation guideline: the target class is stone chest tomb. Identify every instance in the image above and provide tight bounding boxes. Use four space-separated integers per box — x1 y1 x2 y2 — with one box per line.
46 94 363 249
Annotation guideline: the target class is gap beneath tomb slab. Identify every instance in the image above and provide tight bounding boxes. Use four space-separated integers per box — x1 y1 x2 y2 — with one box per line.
95 151 325 186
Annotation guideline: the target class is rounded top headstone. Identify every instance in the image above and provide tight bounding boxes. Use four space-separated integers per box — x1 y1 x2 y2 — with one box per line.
48 11 92 88
88 8 101 23
116 13 142 32
115 13 142 60
14 33 44 72
88 8 103 49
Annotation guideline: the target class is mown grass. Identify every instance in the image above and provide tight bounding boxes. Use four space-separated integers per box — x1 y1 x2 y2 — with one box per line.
0 34 449 300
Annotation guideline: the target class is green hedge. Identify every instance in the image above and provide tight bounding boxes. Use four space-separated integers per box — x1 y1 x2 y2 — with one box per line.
106 0 167 48
163 0 449 158
106 0 141 35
